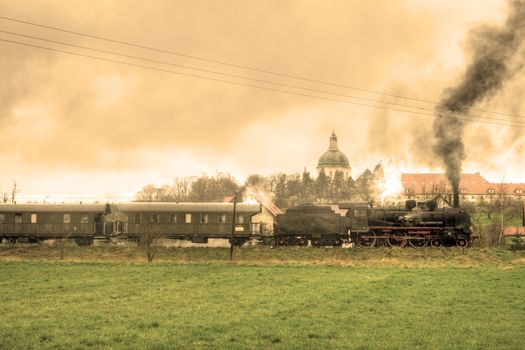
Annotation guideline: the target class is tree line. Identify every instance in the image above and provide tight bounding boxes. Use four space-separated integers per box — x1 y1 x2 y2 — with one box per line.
135 165 386 208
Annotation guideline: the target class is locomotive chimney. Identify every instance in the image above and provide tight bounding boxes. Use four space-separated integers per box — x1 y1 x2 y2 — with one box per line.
453 192 459 208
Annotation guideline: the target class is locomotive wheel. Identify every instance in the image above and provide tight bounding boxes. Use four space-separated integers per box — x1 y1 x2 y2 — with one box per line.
278 237 288 246
409 235 428 248
456 238 468 248
430 239 443 248
296 237 308 246
311 238 322 247
387 233 407 248
357 232 376 248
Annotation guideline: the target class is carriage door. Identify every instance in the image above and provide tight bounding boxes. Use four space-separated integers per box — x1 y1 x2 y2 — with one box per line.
95 214 105 235
104 221 114 235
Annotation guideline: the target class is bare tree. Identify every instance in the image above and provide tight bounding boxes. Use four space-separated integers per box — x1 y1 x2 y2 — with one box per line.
58 232 72 260
135 184 158 202
2 192 8 203
139 230 158 262
10 181 20 204
173 176 194 201
497 181 507 246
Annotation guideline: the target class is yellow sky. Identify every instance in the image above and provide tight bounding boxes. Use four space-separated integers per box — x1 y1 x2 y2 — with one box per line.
0 0 523 201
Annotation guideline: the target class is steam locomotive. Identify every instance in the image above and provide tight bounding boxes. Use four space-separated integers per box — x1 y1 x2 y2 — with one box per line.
274 200 474 248
0 202 261 246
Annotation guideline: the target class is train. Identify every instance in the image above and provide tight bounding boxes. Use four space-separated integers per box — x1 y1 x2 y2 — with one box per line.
274 200 475 248
0 202 262 246
0 200 475 248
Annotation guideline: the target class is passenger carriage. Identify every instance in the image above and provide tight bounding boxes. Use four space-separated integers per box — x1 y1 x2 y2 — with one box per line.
0 202 262 246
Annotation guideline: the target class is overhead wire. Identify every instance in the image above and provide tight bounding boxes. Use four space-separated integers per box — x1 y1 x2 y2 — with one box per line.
1 14 524 120
1 37 525 129
0 29 522 126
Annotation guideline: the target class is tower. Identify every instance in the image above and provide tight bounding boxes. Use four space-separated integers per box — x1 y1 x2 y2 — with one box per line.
316 131 351 180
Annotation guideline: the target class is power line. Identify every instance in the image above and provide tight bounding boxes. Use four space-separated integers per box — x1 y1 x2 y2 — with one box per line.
2 37 525 129
1 14 524 120
2 30 521 125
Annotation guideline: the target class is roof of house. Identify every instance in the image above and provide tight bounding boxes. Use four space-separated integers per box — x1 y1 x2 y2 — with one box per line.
401 173 525 195
503 226 525 236
223 196 283 217
263 200 284 217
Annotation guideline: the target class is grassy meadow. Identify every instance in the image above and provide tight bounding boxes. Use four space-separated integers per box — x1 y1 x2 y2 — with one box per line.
1 245 525 349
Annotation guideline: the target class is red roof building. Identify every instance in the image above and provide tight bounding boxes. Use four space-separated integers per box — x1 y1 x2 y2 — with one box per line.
401 173 525 200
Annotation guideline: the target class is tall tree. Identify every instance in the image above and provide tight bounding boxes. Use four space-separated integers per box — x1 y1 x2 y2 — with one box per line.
316 170 329 203
332 170 345 203
301 169 314 203
274 173 287 208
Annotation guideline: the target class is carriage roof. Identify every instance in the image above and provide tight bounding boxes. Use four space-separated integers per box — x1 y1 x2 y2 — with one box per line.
115 202 261 213
0 204 107 212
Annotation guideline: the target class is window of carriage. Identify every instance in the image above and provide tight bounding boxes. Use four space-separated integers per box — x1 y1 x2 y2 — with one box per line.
63 214 71 224
237 214 244 224
170 213 178 223
185 213 192 223
15 213 22 224
151 213 160 224
201 214 208 224
218 213 226 223
80 215 89 224
134 213 143 224
30 213 37 224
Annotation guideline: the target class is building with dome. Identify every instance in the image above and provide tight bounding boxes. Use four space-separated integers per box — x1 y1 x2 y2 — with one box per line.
316 131 351 180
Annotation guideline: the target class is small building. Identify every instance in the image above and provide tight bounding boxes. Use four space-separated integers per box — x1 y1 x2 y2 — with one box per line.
503 201 525 241
224 195 283 235
252 199 283 235
316 131 351 180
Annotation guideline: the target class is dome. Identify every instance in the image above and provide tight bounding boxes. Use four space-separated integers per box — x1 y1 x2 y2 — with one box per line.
317 149 350 168
316 131 350 168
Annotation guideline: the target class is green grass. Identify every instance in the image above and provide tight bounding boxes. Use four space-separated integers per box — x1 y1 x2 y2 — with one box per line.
2 244 525 268
1 258 525 349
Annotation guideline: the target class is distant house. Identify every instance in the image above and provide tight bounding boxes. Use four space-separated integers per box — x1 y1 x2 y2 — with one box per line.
401 173 525 203
503 202 525 240
252 200 283 234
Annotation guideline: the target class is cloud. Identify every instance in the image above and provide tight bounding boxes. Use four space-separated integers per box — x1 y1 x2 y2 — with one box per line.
1 0 524 197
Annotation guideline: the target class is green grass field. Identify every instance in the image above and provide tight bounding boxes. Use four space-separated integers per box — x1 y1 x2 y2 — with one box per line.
1 247 525 349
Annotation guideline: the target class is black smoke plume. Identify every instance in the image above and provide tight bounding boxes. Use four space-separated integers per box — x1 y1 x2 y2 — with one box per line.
434 0 525 207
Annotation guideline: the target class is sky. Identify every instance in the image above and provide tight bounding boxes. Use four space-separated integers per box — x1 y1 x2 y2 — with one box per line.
1 0 524 202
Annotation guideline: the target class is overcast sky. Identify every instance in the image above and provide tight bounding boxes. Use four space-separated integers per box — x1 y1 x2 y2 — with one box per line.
1 0 524 202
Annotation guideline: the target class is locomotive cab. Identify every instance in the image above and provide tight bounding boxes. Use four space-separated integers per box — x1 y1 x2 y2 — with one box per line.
339 202 370 233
